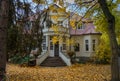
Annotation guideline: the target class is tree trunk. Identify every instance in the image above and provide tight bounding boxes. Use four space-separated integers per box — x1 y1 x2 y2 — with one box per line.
0 0 9 80
98 0 120 81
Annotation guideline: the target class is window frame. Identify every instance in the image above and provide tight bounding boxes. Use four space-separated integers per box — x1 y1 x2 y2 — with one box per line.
85 40 89 51
42 43 46 50
42 36 46 50
77 22 85 30
63 44 66 50
92 39 96 51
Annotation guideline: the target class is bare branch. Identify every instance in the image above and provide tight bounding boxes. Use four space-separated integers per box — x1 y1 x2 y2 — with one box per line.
76 0 96 5
77 1 98 23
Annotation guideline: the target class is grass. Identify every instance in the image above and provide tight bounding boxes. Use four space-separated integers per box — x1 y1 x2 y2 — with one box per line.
6 63 111 81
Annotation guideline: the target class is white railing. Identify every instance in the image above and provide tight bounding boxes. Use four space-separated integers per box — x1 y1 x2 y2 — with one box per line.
36 51 49 65
59 51 71 66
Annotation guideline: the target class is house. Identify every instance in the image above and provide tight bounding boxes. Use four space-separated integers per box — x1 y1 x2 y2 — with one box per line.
29 3 101 66
70 14 101 62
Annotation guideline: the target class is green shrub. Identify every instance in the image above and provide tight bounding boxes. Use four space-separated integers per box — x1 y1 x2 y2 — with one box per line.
10 54 30 64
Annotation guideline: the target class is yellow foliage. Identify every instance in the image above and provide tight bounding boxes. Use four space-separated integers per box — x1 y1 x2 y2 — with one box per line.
32 0 45 4
52 36 58 44
66 38 74 46
51 15 58 21
70 21 76 29
66 39 70 46
7 64 111 81
58 36 63 44
51 25 59 33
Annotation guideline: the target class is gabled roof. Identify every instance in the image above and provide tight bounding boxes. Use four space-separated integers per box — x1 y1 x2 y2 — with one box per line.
70 23 101 35
69 13 101 35
48 3 69 15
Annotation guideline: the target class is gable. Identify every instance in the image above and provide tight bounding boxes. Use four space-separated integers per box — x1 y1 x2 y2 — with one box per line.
48 4 69 16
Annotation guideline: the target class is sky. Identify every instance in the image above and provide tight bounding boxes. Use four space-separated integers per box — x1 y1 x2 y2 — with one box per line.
25 0 76 13
25 0 120 16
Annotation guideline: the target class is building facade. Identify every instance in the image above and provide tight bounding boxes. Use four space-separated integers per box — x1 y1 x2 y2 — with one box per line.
29 3 101 65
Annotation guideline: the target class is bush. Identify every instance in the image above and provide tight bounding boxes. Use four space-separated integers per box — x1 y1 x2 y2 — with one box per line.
10 54 30 64
67 51 75 58
95 42 111 64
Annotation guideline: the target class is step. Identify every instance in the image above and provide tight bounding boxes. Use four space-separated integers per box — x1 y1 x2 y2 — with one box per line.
40 57 67 67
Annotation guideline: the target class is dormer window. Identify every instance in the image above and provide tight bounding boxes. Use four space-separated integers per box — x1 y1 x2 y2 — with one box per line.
77 22 85 29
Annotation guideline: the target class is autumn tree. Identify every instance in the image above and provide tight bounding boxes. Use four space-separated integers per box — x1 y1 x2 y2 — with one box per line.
98 0 120 81
74 0 120 80
0 0 10 80
33 0 120 80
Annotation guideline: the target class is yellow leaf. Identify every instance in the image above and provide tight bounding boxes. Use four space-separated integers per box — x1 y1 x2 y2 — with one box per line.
52 36 58 44
32 0 45 4
70 21 76 29
51 15 58 21
51 25 59 33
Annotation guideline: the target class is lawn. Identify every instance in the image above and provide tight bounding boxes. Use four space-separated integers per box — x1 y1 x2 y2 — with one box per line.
6 64 111 81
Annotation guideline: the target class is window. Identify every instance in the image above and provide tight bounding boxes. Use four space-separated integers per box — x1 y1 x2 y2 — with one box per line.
77 22 85 29
74 43 80 52
85 40 89 51
42 44 46 50
50 42 53 50
43 36 46 43
58 21 63 26
42 36 46 50
63 44 66 50
92 39 96 51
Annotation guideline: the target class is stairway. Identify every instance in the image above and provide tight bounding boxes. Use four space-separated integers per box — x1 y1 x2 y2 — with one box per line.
40 57 67 67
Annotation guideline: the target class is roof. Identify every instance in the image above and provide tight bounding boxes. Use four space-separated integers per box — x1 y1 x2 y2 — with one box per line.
70 22 101 35
69 13 101 35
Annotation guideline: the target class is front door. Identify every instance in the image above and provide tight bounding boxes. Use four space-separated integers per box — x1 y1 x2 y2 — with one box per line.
54 42 59 57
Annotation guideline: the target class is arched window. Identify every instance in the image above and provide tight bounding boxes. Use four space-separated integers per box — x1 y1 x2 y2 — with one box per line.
77 22 85 29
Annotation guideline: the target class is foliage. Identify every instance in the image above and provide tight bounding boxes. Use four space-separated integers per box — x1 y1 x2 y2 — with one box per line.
67 51 75 58
93 1 120 64
95 40 111 64
32 0 46 4
93 14 111 64
7 0 51 65
70 20 76 29
7 64 111 81
52 36 58 44
10 54 30 64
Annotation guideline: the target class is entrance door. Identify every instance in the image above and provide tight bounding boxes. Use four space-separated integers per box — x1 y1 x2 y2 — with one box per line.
54 42 59 57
